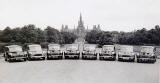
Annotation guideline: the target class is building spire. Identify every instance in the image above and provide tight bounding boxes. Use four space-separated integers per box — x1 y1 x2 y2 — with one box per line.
80 13 82 22
78 13 84 27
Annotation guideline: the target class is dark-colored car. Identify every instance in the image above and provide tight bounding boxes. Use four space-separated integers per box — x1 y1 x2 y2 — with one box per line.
64 44 80 59
99 45 116 61
82 44 97 60
47 44 63 60
117 45 135 62
4 45 27 62
137 46 156 63
27 44 45 60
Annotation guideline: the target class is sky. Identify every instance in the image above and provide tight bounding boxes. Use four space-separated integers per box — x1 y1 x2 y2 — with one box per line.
0 0 160 32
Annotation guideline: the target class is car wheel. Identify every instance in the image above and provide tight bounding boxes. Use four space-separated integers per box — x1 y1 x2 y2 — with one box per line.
28 57 31 61
23 58 27 61
99 57 102 60
42 57 45 60
5 58 7 61
118 58 120 61
60 56 63 59
8 59 12 62
64 56 67 59
47 57 50 60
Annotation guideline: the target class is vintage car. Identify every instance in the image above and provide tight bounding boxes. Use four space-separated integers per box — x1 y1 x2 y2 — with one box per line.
99 45 116 61
137 46 156 63
64 44 80 59
82 44 97 60
117 45 135 62
27 44 45 60
4 45 27 62
47 44 63 60
155 46 160 59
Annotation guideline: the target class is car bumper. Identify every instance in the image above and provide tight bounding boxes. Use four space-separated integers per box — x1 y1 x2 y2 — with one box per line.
64 55 79 59
9 57 26 61
118 56 135 61
100 56 115 60
137 58 156 63
30 56 45 59
100 54 116 60
82 55 97 60
47 55 63 59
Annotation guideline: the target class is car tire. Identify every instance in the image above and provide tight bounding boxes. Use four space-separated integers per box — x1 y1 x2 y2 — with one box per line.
60 56 63 59
28 57 31 61
8 59 12 62
47 57 50 60
24 58 27 61
64 56 68 59
99 57 102 60
5 58 7 61
42 57 45 60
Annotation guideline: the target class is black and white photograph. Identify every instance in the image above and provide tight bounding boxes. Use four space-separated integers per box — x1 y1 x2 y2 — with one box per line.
0 0 160 83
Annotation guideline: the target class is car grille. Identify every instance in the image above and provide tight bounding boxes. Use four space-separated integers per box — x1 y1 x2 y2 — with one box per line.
34 54 42 56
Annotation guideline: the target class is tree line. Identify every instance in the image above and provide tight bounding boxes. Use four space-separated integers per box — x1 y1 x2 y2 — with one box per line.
0 24 160 46
0 24 77 46
85 25 160 46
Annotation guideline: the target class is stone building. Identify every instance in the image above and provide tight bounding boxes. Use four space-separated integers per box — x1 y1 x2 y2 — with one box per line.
61 14 101 42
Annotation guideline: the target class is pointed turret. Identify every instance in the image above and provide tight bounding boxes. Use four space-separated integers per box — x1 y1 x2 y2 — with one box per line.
78 13 84 27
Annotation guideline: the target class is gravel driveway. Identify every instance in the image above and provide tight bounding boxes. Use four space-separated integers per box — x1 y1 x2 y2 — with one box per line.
0 59 159 83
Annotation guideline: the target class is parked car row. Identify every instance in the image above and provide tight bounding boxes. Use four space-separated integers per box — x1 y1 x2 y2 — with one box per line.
3 44 158 63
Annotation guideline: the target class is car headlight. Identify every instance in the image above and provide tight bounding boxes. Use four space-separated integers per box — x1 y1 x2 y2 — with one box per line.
47 51 51 54
76 50 79 53
136 53 140 56
9 53 13 56
111 51 115 54
118 52 122 55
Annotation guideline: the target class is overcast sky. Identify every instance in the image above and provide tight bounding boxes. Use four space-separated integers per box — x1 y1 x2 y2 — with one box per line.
0 0 160 31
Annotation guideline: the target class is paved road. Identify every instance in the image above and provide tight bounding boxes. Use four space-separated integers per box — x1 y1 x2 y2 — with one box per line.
0 59 159 83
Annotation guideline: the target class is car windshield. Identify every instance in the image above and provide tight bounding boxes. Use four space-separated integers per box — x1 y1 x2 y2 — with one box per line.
141 47 154 53
84 45 96 51
48 45 60 51
67 44 78 51
103 46 114 51
119 46 133 52
29 45 42 52
8 46 22 52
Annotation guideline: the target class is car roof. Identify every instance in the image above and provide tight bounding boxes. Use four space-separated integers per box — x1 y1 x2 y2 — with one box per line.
48 44 60 46
28 44 41 47
141 46 154 48
6 45 21 48
103 45 114 47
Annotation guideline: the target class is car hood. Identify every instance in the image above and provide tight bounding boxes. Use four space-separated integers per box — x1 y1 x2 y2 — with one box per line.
10 51 24 56
29 51 42 55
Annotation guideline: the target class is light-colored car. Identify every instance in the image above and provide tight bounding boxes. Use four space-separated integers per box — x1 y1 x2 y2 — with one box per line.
27 44 45 60
47 44 63 60
64 44 80 59
155 46 160 59
99 45 116 61
4 45 27 62
82 44 97 60
117 45 135 62
137 46 156 63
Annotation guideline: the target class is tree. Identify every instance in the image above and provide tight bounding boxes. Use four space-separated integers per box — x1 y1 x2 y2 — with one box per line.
60 32 77 44
85 30 114 45
44 26 62 43
20 24 44 44
98 31 114 45
85 30 101 44
0 27 12 42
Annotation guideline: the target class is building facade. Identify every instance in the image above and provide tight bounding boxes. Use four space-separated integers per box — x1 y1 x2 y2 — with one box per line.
61 14 101 42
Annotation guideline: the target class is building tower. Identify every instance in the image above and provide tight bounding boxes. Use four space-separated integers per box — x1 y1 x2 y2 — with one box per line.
76 13 86 39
